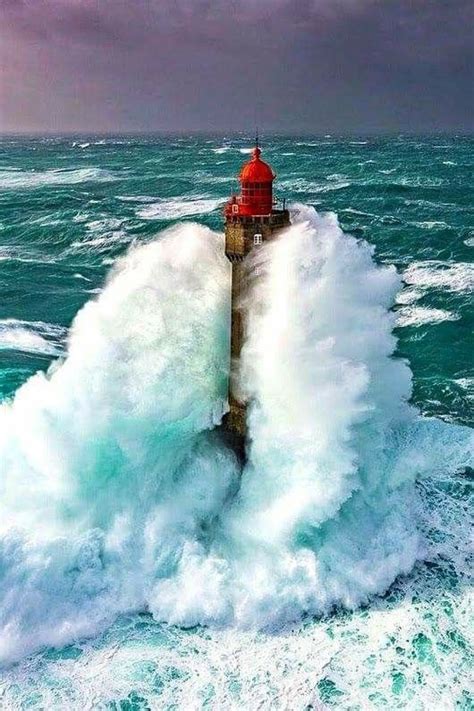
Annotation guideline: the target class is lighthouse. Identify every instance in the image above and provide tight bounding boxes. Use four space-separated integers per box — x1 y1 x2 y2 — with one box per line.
223 141 290 452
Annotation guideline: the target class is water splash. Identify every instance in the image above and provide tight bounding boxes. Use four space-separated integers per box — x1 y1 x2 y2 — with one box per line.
0 223 234 662
0 209 472 666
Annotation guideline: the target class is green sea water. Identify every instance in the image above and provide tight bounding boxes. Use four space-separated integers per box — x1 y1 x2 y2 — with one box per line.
0 135 472 709
0 135 472 423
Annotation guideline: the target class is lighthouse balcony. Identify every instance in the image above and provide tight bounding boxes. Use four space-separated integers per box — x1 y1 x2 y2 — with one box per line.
224 209 290 260
224 207 289 224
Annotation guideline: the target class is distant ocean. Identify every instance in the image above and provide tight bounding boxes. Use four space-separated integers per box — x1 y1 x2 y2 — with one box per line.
0 135 472 710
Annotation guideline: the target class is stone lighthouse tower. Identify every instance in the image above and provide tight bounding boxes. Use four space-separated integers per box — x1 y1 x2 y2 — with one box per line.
223 142 290 450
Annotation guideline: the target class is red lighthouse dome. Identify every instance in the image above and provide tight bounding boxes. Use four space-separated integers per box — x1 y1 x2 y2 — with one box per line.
225 144 275 217
239 146 275 183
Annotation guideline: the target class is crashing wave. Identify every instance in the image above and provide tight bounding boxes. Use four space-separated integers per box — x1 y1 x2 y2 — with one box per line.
0 209 471 664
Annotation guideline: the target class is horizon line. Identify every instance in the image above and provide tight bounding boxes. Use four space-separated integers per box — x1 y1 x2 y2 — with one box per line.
0 129 473 138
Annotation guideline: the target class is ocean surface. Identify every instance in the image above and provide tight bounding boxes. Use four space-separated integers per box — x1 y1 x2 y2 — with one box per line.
0 135 472 710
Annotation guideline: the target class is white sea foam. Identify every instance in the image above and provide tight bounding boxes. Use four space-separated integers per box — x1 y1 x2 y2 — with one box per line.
70 231 130 252
0 168 117 190
280 178 351 194
404 260 474 293
396 306 459 328
86 217 124 234
0 224 232 663
453 378 474 403
397 176 445 188
0 246 57 264
0 210 471 667
395 286 425 305
295 141 334 147
68 216 131 253
20 212 70 228
1 468 471 710
341 207 375 218
137 197 225 220
326 173 348 181
117 195 159 204
151 208 472 630
0 320 66 357
410 220 450 230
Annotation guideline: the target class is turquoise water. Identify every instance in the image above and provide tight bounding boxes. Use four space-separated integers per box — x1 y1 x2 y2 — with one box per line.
0 135 472 709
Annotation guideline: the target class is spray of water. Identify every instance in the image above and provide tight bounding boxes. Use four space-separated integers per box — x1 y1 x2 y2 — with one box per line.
0 209 471 664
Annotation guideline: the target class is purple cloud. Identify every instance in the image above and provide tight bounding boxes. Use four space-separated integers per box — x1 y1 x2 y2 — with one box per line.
0 0 472 133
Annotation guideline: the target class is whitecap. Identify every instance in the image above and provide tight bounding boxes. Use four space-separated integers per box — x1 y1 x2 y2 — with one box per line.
340 207 374 218
396 306 459 327
395 287 424 305
137 197 225 220
0 319 66 357
316 181 351 193
70 230 130 253
326 173 348 181
403 261 474 293
117 195 160 204
86 217 124 234
280 178 351 194
410 220 450 230
295 142 326 147
397 176 445 188
26 213 69 228
0 246 56 264
453 377 474 400
0 167 117 190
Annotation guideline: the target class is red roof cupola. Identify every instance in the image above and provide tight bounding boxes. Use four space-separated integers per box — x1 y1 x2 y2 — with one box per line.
225 144 276 217
239 146 275 183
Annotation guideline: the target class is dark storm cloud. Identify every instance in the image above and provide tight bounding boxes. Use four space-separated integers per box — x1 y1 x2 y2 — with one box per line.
0 0 472 133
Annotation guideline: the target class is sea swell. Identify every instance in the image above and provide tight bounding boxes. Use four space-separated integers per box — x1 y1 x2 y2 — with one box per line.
0 167 117 190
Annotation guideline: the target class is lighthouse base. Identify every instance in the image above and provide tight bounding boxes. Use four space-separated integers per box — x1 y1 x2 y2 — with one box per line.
218 425 246 464
220 401 247 463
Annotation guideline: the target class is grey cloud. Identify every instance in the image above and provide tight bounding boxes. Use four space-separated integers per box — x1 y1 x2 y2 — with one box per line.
0 0 472 133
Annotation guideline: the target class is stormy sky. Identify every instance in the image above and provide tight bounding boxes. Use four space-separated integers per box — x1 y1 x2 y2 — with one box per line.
1 0 473 134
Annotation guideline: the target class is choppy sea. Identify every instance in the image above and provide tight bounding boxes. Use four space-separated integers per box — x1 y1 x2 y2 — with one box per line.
0 135 472 710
